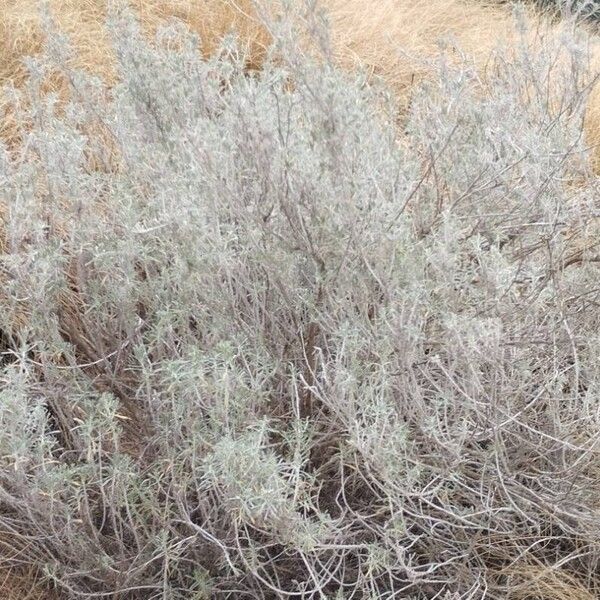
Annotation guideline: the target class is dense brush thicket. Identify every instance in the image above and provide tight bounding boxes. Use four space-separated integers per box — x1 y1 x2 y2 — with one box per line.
2 3 600 599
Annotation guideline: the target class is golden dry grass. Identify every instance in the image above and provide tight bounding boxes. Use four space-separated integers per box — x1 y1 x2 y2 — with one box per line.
328 0 518 92
505 564 598 600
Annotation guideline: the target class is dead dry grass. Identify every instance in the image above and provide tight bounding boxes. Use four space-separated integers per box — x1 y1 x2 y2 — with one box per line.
328 0 518 92
504 565 598 600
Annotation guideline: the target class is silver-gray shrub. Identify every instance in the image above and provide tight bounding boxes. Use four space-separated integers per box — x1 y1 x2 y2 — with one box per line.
1 4 600 598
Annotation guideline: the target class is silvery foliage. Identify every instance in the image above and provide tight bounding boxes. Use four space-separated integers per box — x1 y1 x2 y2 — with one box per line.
537 0 600 22
1 4 600 598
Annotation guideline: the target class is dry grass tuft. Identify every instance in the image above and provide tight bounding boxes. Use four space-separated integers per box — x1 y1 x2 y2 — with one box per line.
327 0 518 92
505 564 598 600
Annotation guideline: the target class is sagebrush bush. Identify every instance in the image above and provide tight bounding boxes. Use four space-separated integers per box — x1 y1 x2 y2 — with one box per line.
2 3 600 598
